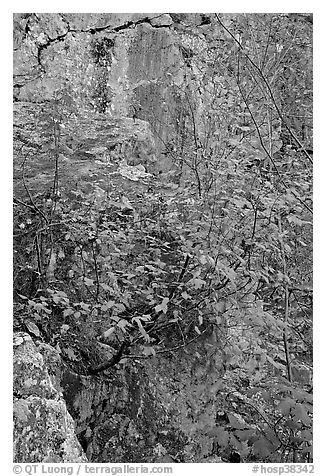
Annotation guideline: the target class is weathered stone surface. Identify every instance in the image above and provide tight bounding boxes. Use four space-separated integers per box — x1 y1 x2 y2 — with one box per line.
13 102 159 204
149 14 173 27
60 13 157 31
13 333 87 463
32 13 69 40
12 13 186 159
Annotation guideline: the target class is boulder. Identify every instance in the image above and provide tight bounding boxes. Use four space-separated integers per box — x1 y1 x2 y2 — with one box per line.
13 333 87 463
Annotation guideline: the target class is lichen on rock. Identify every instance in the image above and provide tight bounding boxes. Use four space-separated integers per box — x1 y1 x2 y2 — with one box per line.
13 333 87 463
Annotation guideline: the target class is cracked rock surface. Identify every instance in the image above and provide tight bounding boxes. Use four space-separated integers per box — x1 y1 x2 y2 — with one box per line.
13 13 187 154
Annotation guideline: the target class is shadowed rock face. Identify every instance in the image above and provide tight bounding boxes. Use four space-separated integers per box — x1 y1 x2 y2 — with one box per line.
13 329 224 463
13 333 87 463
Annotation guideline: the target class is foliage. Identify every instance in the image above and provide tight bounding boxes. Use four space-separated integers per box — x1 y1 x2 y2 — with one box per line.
13 13 312 463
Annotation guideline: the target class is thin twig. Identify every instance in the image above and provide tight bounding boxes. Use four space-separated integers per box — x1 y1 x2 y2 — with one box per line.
91 240 100 301
278 215 292 383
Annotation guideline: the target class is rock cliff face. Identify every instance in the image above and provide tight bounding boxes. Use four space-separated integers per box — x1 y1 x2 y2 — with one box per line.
13 13 225 463
14 13 215 164
14 13 207 158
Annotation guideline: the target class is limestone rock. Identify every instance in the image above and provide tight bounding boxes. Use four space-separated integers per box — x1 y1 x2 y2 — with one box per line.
149 15 173 27
13 333 87 463
60 13 157 31
12 12 184 161
31 13 69 41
